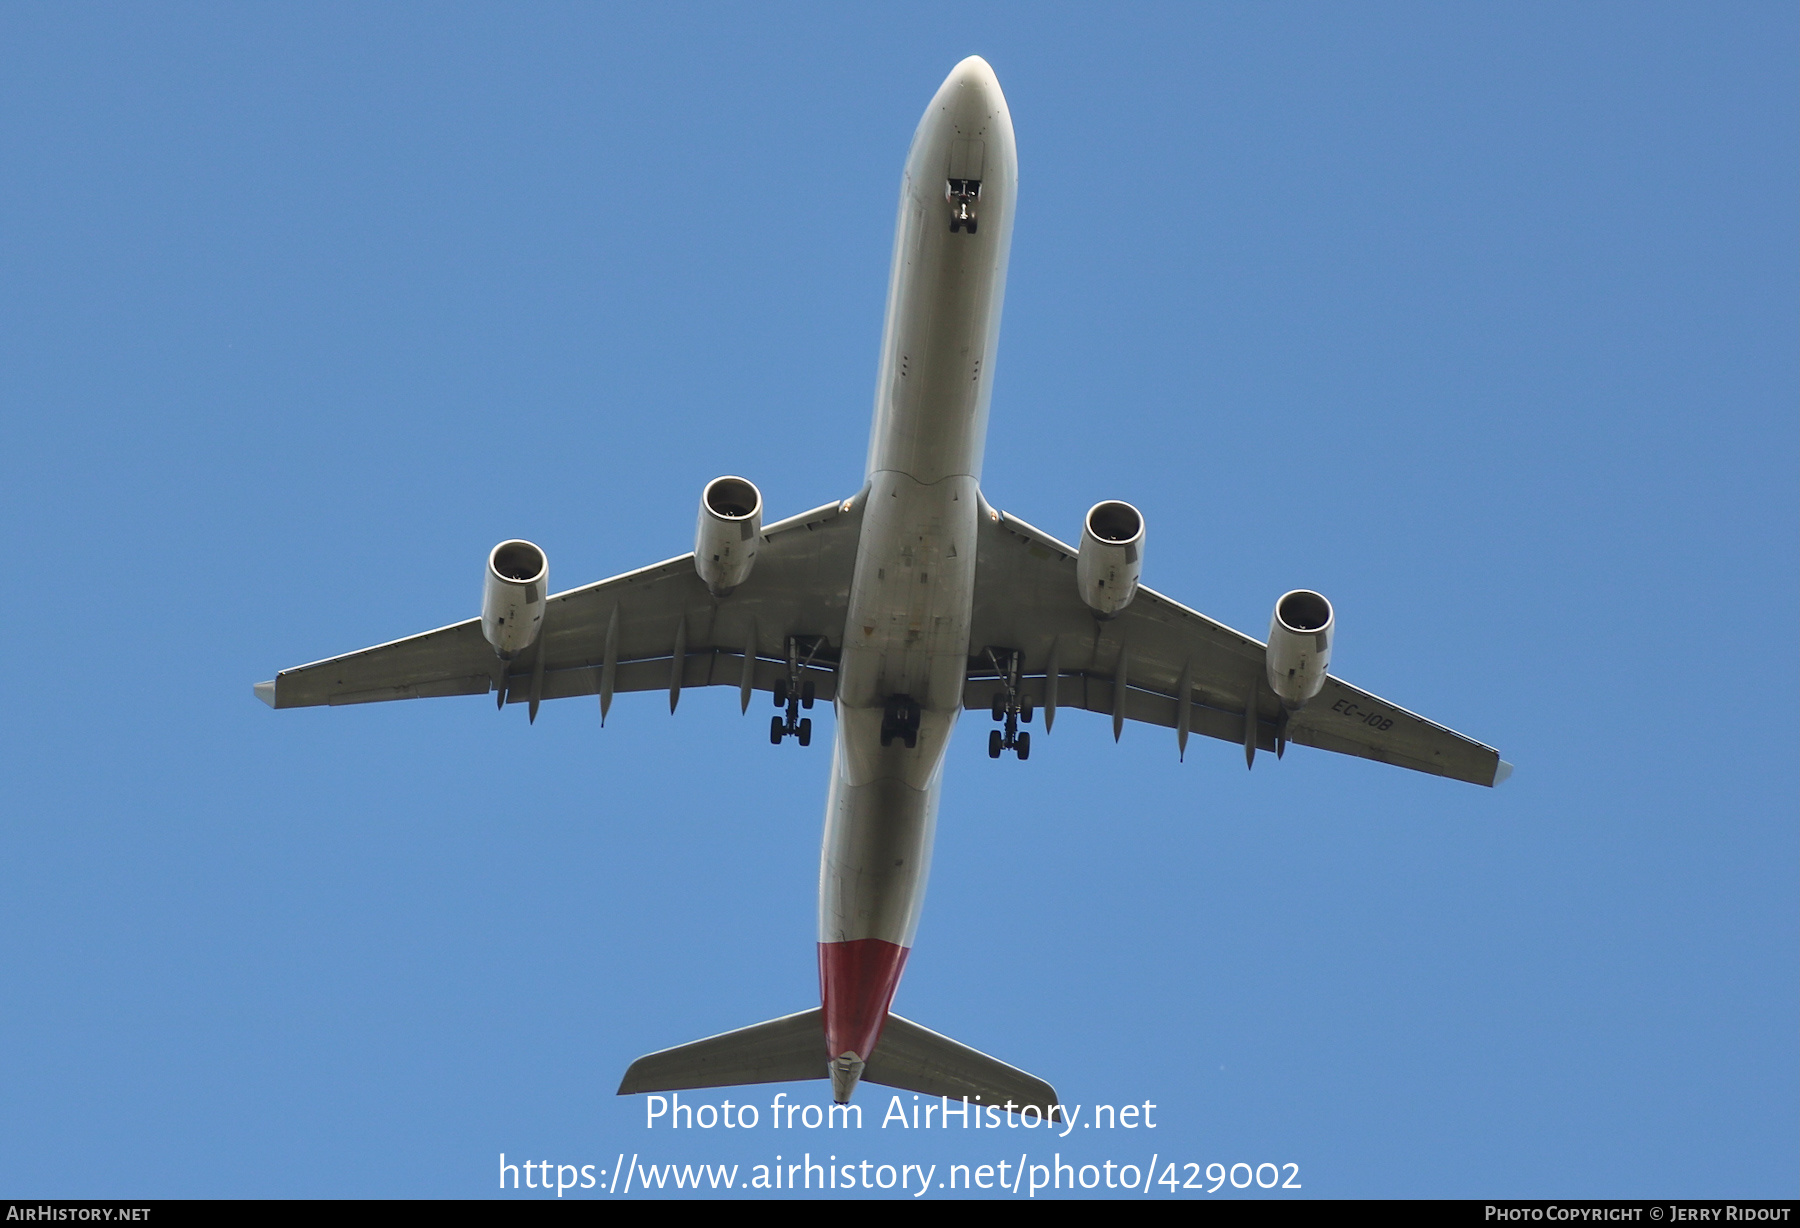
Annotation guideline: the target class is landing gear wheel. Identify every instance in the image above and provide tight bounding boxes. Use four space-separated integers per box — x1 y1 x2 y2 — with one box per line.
1021 699 1033 724
774 679 789 706
802 681 815 709
770 716 784 744
967 219 977 235
989 729 1003 759
1016 731 1030 760
798 718 812 747
991 694 1005 721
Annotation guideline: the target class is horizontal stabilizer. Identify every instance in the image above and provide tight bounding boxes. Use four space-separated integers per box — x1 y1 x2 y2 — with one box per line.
865 1014 1060 1116
618 1007 1059 1115
618 1009 825 1094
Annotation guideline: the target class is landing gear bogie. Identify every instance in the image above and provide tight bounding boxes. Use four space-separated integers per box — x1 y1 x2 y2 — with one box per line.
880 694 921 752
770 634 824 746
981 647 1035 761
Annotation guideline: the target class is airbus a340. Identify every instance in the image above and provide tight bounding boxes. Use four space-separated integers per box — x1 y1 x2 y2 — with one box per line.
258 57 1508 1112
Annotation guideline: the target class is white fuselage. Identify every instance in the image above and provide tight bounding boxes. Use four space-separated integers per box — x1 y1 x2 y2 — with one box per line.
816 58 1016 1067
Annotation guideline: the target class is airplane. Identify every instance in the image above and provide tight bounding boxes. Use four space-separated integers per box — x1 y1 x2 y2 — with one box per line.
256 56 1509 1114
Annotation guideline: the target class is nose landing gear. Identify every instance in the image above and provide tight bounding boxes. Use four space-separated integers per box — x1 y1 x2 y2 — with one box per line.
984 648 1032 760
947 178 981 234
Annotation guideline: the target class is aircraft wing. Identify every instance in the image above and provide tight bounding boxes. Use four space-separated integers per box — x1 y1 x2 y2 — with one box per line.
257 498 863 715
964 500 1509 787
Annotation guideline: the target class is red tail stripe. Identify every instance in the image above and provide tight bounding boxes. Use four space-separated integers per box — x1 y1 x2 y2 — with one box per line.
818 939 910 1061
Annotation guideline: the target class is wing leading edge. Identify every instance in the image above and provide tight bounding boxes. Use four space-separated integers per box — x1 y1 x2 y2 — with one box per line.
256 490 1507 786
257 497 864 716
966 499 1508 787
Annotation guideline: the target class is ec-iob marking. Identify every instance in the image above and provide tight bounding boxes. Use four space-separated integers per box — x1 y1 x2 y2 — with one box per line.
1331 697 1394 731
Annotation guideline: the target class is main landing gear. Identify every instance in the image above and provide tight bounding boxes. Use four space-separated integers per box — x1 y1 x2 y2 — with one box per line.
880 694 921 749
985 648 1031 760
770 635 818 746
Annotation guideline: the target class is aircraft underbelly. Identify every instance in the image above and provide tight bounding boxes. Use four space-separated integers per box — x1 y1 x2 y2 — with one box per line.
817 57 1016 1065
824 213 996 944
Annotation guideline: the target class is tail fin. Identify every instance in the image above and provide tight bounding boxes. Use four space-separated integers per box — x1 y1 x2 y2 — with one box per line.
617 1007 1060 1114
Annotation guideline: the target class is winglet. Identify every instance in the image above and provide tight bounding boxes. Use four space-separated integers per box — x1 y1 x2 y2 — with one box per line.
254 680 277 708
1492 759 1514 787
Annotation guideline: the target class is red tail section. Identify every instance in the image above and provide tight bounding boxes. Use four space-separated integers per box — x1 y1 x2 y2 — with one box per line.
818 939 909 1060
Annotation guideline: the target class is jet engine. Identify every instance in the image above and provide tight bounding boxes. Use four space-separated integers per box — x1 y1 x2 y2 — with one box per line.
482 539 549 658
1076 500 1144 617
695 475 763 597
1265 589 1333 708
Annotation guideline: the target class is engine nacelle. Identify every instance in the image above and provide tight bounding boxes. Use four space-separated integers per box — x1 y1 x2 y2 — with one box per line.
695 475 763 597
482 539 549 659
1266 589 1333 708
1076 500 1144 617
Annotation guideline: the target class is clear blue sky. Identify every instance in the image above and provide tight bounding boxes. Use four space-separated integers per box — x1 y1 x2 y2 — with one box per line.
1 2 1793 1200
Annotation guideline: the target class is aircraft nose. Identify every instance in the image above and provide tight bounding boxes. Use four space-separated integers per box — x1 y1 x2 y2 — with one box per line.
924 55 1011 150
946 55 999 93
913 55 1016 210
941 55 1004 112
